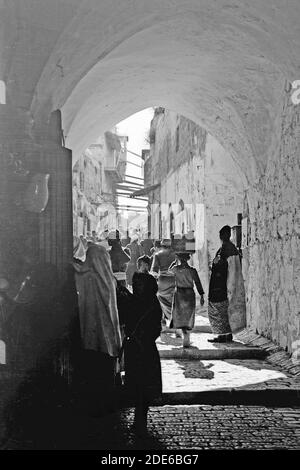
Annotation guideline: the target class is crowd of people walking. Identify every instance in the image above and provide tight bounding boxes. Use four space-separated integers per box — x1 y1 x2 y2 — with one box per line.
72 225 246 435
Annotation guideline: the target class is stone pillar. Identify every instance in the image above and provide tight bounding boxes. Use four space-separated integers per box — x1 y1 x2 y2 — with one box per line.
0 106 74 443
0 107 73 292
37 110 73 283
0 105 74 375
0 105 40 294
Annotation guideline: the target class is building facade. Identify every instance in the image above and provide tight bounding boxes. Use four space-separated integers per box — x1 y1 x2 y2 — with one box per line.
145 108 244 293
72 131 127 237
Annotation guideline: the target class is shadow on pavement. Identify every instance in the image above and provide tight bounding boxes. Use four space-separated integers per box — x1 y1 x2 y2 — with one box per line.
174 360 215 379
0 371 166 450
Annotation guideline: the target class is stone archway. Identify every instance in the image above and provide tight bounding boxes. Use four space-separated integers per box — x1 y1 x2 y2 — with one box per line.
0 0 299 352
0 1 300 450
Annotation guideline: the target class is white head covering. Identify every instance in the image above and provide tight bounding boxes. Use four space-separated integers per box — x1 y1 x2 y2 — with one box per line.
74 245 121 357
73 236 87 262
97 239 112 251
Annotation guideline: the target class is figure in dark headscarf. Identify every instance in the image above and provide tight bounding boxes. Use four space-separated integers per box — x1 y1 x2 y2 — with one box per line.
150 240 161 260
140 232 154 257
107 230 130 285
125 234 143 287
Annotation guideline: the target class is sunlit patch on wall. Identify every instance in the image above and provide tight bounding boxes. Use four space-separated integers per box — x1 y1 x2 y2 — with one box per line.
0 80 6 104
0 340 6 364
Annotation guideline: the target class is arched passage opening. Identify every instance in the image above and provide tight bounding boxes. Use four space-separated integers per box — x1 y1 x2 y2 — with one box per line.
38 1 297 354
0 1 300 448
23 0 299 355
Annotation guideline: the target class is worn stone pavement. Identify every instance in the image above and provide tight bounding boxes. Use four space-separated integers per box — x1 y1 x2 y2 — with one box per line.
160 357 300 393
156 311 300 398
3 404 299 450
87 405 300 450
158 332 267 360
158 334 300 396
1 311 300 450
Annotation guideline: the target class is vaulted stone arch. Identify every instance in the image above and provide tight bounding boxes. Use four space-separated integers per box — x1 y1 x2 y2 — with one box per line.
0 0 299 355
22 0 299 184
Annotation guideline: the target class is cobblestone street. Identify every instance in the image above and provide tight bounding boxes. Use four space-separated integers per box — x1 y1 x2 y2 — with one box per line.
157 314 300 398
12 405 298 450
107 405 300 450
1 0 300 454
2 322 300 450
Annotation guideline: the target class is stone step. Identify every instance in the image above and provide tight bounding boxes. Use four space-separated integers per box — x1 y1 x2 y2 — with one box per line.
155 389 300 407
157 332 268 360
119 352 300 408
159 347 267 360
155 355 300 406
120 389 300 410
165 325 212 333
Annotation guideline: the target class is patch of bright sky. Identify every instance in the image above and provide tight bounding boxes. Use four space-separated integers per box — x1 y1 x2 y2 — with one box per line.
115 107 154 209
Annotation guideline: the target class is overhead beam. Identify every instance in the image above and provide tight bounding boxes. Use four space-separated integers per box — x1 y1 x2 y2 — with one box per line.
124 175 144 181
117 182 144 187
127 149 143 158
117 195 148 201
126 161 142 168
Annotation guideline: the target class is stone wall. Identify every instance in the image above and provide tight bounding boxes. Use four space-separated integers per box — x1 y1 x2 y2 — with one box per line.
148 109 244 293
149 103 300 354
244 95 300 353
73 151 103 235
0 106 74 441
147 109 206 285
204 134 244 263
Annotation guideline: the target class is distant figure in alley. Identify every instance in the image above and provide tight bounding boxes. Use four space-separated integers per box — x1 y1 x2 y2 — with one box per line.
151 239 176 331
170 253 205 348
125 234 143 288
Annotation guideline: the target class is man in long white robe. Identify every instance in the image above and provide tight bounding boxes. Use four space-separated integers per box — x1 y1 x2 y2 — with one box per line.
208 225 246 343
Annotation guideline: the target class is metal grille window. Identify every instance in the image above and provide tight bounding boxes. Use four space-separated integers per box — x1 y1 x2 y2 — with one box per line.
176 125 180 152
80 172 84 191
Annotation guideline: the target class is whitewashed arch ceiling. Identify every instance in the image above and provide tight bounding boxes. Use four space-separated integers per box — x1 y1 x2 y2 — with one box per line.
1 0 300 181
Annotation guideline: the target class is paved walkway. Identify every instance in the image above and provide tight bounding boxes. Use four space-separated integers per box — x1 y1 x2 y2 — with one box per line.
5 405 299 450
114 405 300 450
161 358 293 393
157 322 300 398
158 331 267 359
2 313 300 450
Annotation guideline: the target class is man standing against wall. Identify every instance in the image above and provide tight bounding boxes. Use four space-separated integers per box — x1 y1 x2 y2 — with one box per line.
207 225 246 342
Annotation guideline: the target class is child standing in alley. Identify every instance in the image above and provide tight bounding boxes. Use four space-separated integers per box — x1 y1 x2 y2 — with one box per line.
123 255 162 436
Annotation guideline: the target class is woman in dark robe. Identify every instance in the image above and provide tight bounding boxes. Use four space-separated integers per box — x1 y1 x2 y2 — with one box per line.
123 255 162 435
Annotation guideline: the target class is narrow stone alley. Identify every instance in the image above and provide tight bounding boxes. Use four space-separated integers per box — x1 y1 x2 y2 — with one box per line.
1 0 300 453
72 405 300 450
1 309 300 450
107 311 300 450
